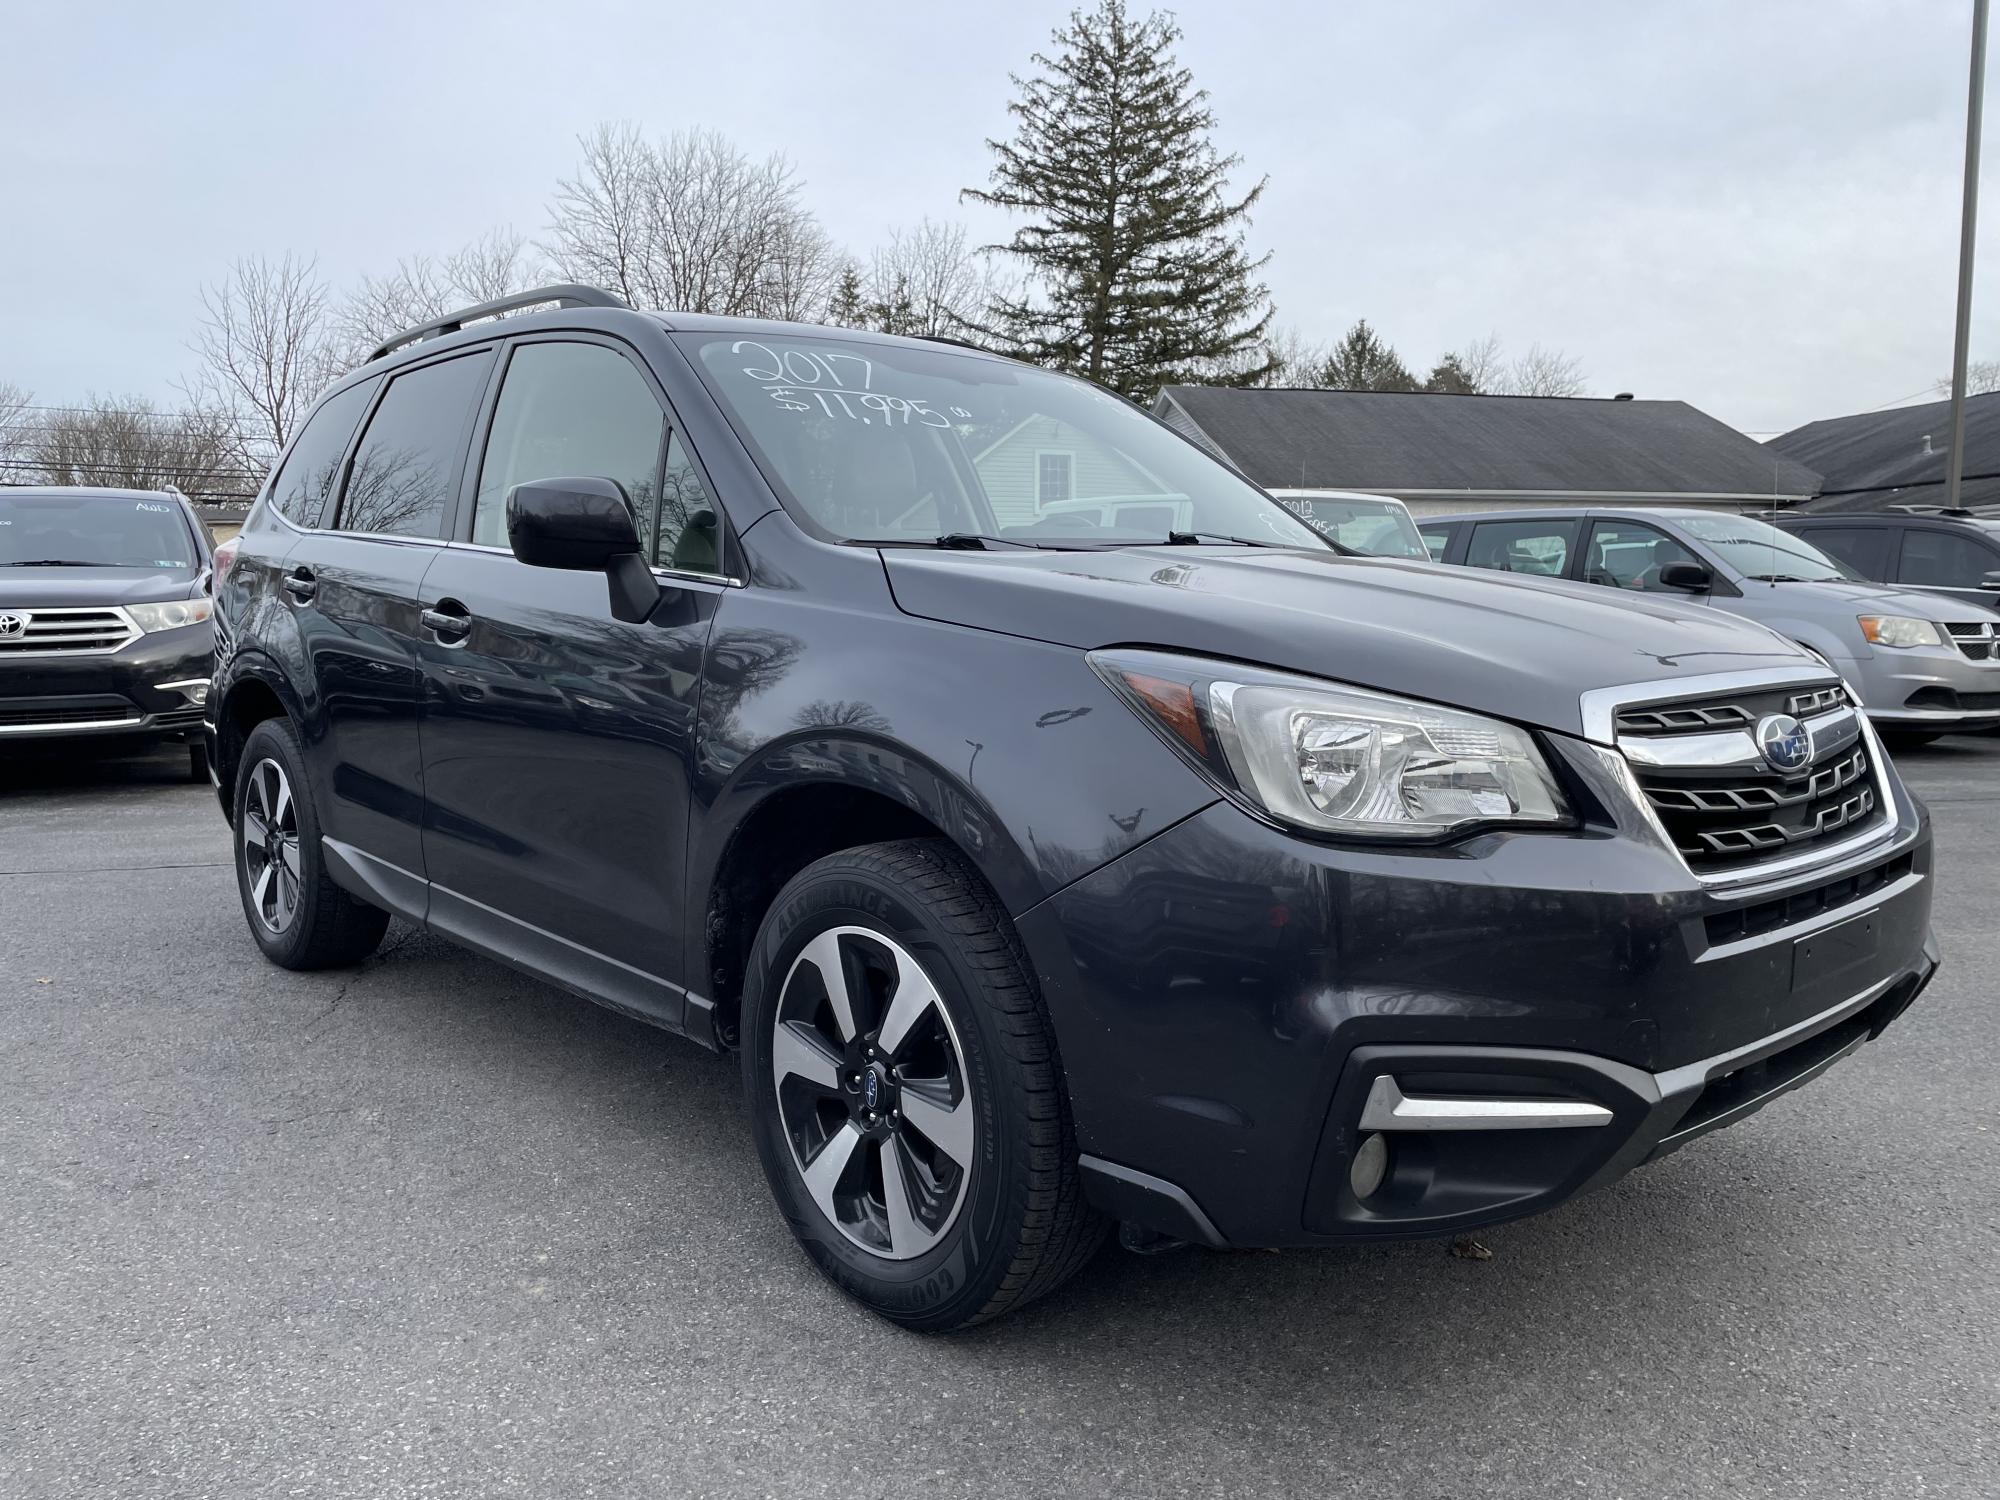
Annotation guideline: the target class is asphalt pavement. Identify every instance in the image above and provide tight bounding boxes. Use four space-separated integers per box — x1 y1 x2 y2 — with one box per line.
2 737 1996 1499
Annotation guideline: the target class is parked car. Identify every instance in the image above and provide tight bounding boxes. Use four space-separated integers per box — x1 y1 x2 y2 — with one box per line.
0 485 215 777
1775 507 2000 610
1273 490 1429 559
209 287 1938 1330
1419 507 2000 742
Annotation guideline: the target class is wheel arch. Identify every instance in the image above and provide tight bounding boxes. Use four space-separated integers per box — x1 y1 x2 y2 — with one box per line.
692 732 1043 1049
213 656 306 817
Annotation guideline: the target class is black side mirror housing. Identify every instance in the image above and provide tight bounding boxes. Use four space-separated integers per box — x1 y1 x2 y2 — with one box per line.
506 477 662 624
1658 561 1713 592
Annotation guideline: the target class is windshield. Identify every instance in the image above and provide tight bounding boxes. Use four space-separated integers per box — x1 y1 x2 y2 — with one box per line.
1680 514 1858 582
682 333 1327 549
1286 496 1428 559
0 492 197 569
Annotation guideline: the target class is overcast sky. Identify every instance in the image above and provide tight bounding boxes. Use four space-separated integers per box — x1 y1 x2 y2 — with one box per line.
3 0 1992 437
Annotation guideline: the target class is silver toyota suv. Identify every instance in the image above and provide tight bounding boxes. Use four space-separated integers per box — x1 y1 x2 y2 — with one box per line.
1421 507 2000 742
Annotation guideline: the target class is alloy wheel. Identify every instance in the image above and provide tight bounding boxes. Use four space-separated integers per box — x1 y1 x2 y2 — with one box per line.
241 757 302 934
772 926 976 1261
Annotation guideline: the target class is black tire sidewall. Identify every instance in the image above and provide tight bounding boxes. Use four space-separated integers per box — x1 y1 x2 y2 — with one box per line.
232 719 325 967
743 858 1028 1329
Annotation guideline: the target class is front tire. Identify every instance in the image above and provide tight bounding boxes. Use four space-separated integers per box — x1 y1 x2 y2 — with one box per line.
232 718 389 969
742 839 1106 1331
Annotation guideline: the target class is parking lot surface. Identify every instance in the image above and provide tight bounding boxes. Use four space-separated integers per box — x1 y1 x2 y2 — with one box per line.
3 739 1997 1499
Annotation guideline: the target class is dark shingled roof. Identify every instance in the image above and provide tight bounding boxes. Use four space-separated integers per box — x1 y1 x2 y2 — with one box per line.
1153 387 1821 500
1769 390 2000 513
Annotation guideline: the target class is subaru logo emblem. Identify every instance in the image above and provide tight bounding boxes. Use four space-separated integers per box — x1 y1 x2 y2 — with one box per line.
0 611 26 639
1756 713 1812 773
863 1069 880 1111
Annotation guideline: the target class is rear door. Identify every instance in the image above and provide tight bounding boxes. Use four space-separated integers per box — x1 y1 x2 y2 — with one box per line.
290 347 495 885
1461 517 1583 579
415 335 726 1026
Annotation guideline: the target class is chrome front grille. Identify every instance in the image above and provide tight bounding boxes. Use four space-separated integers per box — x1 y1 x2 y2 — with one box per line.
1944 620 1997 661
1615 685 1890 878
0 606 138 655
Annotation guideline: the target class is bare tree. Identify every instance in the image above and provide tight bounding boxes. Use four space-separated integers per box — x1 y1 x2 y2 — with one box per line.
863 220 990 339
1502 342 1587 398
1935 360 2000 397
335 229 549 364
545 124 841 318
185 254 339 484
27 394 247 500
1453 334 1506 394
0 381 34 479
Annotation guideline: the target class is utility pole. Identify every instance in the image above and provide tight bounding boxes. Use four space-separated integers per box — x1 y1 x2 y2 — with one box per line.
1947 0 1989 509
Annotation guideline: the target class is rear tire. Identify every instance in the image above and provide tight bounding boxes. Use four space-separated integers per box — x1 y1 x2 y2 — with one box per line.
232 718 389 970
742 838 1107 1331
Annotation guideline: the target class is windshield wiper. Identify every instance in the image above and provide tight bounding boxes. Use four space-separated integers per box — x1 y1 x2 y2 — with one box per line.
0 558 104 567
935 533 1042 551
1743 573 1815 583
1158 530 1357 556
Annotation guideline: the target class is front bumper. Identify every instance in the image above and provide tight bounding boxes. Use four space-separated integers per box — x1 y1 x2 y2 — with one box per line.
1841 643 2000 731
1018 730 1937 1249
0 625 213 743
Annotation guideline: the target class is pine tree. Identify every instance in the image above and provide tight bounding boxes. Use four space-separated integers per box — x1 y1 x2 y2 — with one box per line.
1318 320 1416 392
869 273 921 338
1422 353 1479 395
962 0 1273 399
826 264 867 329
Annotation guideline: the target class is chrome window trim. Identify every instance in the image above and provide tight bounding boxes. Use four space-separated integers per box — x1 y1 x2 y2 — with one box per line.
440 539 743 588
0 713 147 735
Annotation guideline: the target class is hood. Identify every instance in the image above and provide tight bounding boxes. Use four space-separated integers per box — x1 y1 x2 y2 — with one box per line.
0 567 201 608
883 547 1818 740
1733 575 2000 623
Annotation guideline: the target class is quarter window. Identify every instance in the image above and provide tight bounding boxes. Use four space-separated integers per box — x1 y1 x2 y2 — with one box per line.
473 342 667 551
655 433 723 575
339 353 493 538
267 379 376 529
1465 518 1580 577
1898 529 1997 589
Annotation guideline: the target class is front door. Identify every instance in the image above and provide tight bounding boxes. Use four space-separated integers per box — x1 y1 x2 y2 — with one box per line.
416 337 728 1027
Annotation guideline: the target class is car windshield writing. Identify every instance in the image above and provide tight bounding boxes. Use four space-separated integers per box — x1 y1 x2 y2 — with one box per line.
683 334 1326 549
1291 498 1427 558
1681 515 1854 581
0 495 194 568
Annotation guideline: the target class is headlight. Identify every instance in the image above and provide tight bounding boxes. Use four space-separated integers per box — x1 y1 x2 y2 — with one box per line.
1091 649 1570 840
126 598 213 633
1857 615 1943 649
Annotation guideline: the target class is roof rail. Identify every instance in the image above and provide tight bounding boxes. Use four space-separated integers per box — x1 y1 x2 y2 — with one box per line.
365 284 630 363
1886 503 1976 516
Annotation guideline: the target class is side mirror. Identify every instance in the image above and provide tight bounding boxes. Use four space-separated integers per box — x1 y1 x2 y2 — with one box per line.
1658 561 1713 592
506 477 661 624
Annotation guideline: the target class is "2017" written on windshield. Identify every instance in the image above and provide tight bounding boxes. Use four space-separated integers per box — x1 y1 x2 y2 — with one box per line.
731 341 968 428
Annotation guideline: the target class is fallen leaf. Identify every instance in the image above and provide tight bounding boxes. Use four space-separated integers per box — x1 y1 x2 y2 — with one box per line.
1450 1236 1493 1261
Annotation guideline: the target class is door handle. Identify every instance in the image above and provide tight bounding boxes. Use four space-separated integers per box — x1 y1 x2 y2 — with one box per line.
281 569 317 603
421 603 473 643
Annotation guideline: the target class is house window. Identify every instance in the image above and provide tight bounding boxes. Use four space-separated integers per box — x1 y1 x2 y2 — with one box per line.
1037 451 1073 506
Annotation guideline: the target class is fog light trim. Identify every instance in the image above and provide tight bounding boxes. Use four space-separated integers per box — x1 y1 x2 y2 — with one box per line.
1360 1076 1613 1132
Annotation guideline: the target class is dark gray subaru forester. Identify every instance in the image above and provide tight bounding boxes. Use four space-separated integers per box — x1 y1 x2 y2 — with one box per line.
207 286 1938 1329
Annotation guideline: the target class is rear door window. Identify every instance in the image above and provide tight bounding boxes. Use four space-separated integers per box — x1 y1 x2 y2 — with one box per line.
1897 528 1998 589
1581 520 1701 592
1797 526 1893 580
338 352 494 539
1465 518 1580 577
267 379 377 529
